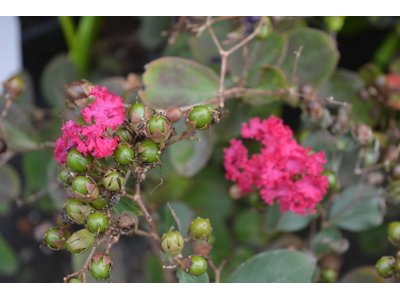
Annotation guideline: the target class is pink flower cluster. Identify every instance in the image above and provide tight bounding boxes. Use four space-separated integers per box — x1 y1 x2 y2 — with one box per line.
223 116 328 215
54 86 125 165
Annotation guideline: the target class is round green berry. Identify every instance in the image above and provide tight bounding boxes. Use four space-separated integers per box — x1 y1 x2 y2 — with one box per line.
188 256 208 276
138 140 160 164
114 144 135 165
59 168 75 184
87 212 109 234
103 169 126 192
161 231 185 257
321 269 337 283
128 103 146 121
114 128 134 144
388 221 400 245
66 149 93 173
68 278 82 283
188 106 212 129
189 217 212 240
72 176 92 195
148 116 169 134
91 197 110 210
321 170 338 191
64 198 92 225
376 256 395 278
43 227 71 250
67 229 95 255
90 255 112 281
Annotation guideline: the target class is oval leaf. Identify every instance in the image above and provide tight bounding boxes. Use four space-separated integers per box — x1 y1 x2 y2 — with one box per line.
177 268 209 283
228 250 316 283
139 57 219 109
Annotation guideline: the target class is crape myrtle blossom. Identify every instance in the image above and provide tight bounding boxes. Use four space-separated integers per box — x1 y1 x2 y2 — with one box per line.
223 116 328 215
54 86 124 165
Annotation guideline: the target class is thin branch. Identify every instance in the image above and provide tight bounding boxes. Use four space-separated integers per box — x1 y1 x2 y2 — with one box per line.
208 259 226 283
290 46 303 86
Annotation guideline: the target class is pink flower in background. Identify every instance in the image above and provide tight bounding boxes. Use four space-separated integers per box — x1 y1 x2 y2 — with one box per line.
82 86 125 130
223 115 328 215
54 86 123 165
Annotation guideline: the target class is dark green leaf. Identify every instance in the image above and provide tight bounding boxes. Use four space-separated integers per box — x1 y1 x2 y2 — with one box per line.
228 250 316 283
139 57 219 110
340 266 387 283
0 164 21 203
138 16 171 50
0 233 18 276
145 255 164 283
23 151 53 196
176 268 209 283
113 196 143 216
234 208 267 245
160 201 194 235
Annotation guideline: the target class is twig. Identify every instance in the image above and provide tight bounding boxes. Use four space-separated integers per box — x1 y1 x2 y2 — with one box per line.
208 259 226 283
290 46 303 86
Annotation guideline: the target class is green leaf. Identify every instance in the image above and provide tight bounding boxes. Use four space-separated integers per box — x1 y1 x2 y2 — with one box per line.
281 28 339 86
40 54 78 108
340 266 387 283
312 226 347 258
0 164 21 203
168 120 215 177
389 58 400 74
46 160 68 210
176 268 209 283
139 57 219 110
145 255 164 283
138 16 171 50
349 96 383 127
234 208 267 245
243 66 288 105
264 203 315 232
228 250 316 283
328 184 384 232
113 196 143 216
230 33 288 86
317 69 364 104
0 233 18 276
160 201 194 235
23 151 53 196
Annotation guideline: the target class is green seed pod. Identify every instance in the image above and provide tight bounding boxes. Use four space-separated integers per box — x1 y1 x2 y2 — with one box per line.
146 115 172 144
375 256 395 278
184 255 208 277
394 256 400 274
103 169 126 192
90 253 113 281
161 230 185 256
113 128 134 144
64 198 93 225
66 149 93 173
114 144 135 165
68 278 82 283
321 170 338 191
91 197 111 210
185 105 213 131
87 212 110 234
388 221 400 246
59 168 75 184
189 217 212 241
67 229 95 255
321 269 337 283
128 103 152 130
255 17 273 40
137 140 160 164
42 227 71 250
72 176 92 195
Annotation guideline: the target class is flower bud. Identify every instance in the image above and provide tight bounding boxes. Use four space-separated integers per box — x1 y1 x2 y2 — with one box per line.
66 149 93 173
166 108 182 123
321 170 338 191
182 255 208 277
189 217 212 241
146 115 172 145
352 123 373 146
321 268 337 283
388 221 400 246
117 211 139 235
185 105 213 131
65 79 94 109
103 169 126 191
375 256 395 278
128 103 152 130
90 252 113 281
64 198 93 225
137 140 160 164
68 278 82 283
87 212 110 234
114 144 135 165
161 230 185 257
59 167 75 184
113 128 134 144
90 197 111 210
3 75 24 101
42 227 71 250
72 176 92 195
67 229 95 255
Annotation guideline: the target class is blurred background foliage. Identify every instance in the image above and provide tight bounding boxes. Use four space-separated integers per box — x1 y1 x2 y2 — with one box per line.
1 16 400 282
